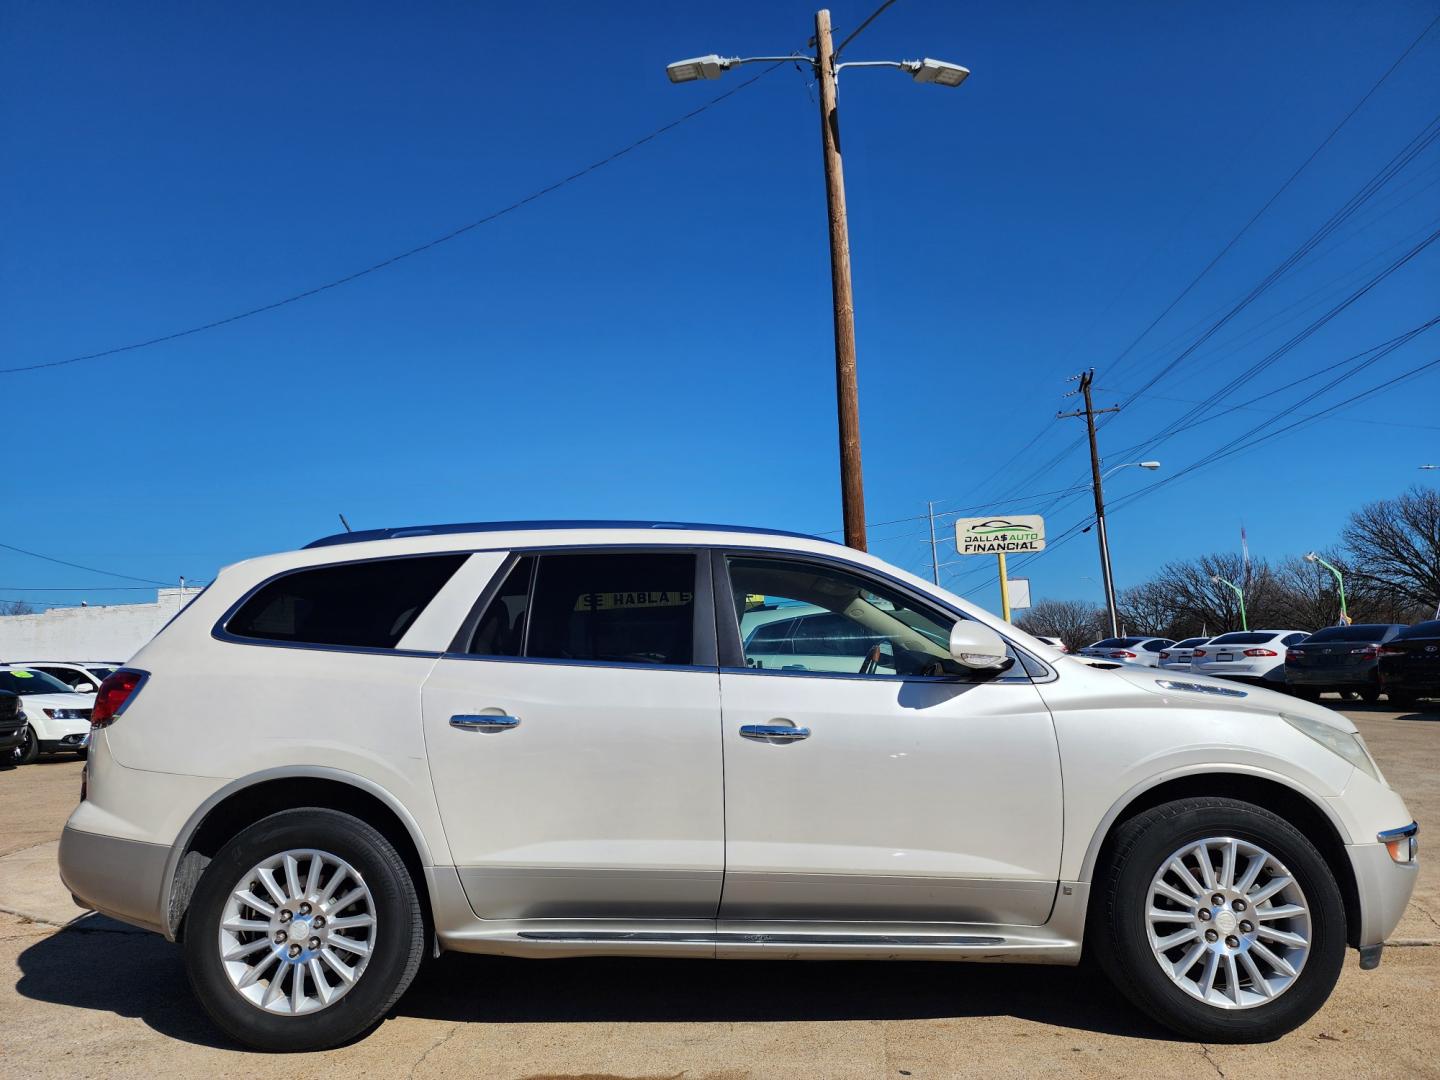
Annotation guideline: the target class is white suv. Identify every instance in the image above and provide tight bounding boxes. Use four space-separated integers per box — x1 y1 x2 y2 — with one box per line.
60 521 1417 1051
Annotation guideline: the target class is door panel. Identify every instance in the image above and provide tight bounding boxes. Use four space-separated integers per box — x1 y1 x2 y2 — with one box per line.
718 671 1063 924
425 658 724 920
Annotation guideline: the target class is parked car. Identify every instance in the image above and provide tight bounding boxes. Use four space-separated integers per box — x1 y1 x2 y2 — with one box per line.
1285 625 1405 704
7 661 119 694
0 690 24 765
1190 630 1311 687
1158 636 1211 672
59 520 1415 1051
1378 619 1440 710
0 666 94 763
1078 636 1175 667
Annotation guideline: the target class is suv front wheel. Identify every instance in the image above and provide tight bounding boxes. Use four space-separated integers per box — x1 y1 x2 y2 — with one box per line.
1094 797 1346 1042
182 808 424 1051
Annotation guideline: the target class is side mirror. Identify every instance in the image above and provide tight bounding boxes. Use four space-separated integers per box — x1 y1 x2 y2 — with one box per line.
76 683 96 693
948 620 1011 670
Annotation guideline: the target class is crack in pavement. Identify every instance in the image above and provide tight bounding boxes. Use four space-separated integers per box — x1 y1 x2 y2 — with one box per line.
0 907 146 935
1199 1044 1226 1078
408 1022 462 1079
1407 898 1440 934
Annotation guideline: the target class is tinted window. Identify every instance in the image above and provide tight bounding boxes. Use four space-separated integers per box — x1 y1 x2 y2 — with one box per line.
1174 638 1208 648
1209 632 1277 645
1394 621 1440 640
1283 633 1309 645
1092 637 1143 649
728 556 968 677
0 669 75 695
467 557 534 656
227 555 466 648
1305 625 1396 643
524 553 696 666
1141 640 1170 652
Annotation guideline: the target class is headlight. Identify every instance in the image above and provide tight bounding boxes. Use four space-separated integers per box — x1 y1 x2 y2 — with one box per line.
42 708 88 721
1281 712 1383 783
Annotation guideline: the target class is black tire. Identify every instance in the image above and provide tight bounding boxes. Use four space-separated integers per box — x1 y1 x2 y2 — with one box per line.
12 726 37 765
1388 691 1417 710
1358 686 1380 705
183 808 424 1052
1289 686 1319 703
1093 797 1346 1043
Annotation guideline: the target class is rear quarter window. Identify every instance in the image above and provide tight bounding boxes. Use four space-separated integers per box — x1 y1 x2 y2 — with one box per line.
225 554 467 649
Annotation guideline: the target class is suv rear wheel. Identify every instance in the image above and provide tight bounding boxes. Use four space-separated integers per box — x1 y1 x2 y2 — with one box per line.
1093 797 1345 1042
182 808 424 1051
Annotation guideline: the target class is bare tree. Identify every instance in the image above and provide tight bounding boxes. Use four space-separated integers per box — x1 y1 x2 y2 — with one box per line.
1017 599 1106 653
0 600 35 616
1342 486 1440 615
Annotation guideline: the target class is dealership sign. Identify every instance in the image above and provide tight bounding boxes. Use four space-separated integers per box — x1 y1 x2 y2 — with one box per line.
954 515 1047 555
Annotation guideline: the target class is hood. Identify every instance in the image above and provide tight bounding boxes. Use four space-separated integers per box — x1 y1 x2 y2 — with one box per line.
1097 662 1358 733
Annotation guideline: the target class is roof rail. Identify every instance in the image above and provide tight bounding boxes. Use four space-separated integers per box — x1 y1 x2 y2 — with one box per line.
303 519 829 549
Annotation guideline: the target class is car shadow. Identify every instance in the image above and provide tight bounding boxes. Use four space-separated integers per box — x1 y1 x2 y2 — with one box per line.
15 913 1171 1047
1333 700 1440 721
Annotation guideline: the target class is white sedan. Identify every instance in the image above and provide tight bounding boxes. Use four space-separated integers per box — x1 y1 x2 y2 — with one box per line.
1078 636 1175 667
1190 630 1311 687
1159 637 1211 672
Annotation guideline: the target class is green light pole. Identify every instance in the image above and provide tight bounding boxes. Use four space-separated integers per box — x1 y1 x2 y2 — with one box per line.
1211 575 1248 631
1305 551 1349 624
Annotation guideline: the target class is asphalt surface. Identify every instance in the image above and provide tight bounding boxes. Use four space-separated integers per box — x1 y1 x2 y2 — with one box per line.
1 703 1436 1079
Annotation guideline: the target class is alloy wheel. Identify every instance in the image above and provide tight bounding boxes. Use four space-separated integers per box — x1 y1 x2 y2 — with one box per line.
217 848 376 1015
1145 836 1311 1009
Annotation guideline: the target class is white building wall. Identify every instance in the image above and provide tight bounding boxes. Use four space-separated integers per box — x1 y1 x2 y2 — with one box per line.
0 588 197 662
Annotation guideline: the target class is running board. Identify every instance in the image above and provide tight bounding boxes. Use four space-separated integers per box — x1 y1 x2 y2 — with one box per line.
518 931 1006 946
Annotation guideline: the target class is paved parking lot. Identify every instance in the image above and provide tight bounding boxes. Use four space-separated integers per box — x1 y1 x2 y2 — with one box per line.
1 704 1437 1079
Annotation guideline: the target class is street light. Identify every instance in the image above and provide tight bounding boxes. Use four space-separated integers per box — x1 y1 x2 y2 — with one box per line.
1421 464 1439 470
667 11 970 552
1304 551 1349 625
1211 575 1248 632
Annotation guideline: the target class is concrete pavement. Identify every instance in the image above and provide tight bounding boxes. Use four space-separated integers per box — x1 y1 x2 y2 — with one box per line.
1 706 1436 1078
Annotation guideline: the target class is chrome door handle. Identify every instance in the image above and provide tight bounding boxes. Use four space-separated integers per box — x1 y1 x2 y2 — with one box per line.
450 714 521 732
739 724 811 741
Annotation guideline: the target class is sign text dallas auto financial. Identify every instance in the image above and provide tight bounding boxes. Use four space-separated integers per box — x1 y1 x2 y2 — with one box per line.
953 515 1047 555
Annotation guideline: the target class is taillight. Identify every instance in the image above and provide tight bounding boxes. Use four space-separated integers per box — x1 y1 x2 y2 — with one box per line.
91 669 147 729
1379 645 1406 656
1285 650 1303 663
1159 651 1171 659
1192 649 1207 658
1110 650 1136 658
1243 648 1278 657
1350 645 1379 657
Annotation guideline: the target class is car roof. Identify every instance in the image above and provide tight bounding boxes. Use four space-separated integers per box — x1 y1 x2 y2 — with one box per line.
304 519 826 549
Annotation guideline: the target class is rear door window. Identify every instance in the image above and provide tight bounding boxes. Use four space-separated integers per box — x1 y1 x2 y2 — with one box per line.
522 552 699 666
225 554 467 649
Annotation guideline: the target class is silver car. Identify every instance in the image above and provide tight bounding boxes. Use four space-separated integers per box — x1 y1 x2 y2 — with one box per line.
1159 636 1211 672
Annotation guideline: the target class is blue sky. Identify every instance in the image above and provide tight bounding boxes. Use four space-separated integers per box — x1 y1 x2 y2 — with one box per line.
2 1 1437 616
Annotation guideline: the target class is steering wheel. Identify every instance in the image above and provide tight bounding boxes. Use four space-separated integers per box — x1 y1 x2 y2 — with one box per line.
858 643 883 676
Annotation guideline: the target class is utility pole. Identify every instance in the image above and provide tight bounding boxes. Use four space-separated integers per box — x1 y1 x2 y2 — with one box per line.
665 15 970 553
814 9 866 550
926 500 941 584
1059 370 1121 636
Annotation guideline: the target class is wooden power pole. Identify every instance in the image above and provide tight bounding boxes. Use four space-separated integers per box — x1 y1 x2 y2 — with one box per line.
815 9 867 551
1059 370 1121 636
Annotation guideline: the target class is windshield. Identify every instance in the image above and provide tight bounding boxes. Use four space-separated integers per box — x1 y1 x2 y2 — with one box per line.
1304 625 1395 643
84 665 117 679
1208 632 1277 645
1174 637 1208 648
0 669 75 695
1091 637 1143 648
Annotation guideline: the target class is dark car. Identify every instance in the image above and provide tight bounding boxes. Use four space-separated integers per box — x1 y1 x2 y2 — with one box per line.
0 689 24 764
1378 619 1440 710
1284 623 1405 703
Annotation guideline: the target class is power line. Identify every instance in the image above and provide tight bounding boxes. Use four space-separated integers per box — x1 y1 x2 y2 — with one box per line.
2 64 784 376
0 541 173 586
835 0 903 57
1100 10 1440 387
